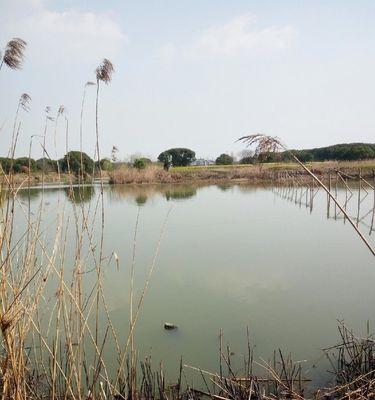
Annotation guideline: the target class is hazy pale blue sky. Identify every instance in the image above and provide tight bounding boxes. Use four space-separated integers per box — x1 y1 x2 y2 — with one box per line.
1 0 375 160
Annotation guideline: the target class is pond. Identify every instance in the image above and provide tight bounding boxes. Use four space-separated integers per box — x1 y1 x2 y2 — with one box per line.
13 182 375 389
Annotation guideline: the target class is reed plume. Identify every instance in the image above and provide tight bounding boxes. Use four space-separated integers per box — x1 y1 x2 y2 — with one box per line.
19 93 31 112
238 133 284 154
0 38 27 71
96 58 114 84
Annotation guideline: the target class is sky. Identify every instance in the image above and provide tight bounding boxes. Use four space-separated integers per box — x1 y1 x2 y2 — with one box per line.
0 0 375 161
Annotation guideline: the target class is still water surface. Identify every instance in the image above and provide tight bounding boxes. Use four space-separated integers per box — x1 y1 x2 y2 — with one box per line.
16 182 375 386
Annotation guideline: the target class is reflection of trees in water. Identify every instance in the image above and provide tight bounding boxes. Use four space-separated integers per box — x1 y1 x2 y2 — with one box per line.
236 183 270 193
65 186 96 204
14 188 41 202
108 185 157 203
108 184 199 204
135 194 148 206
216 183 232 192
164 186 197 201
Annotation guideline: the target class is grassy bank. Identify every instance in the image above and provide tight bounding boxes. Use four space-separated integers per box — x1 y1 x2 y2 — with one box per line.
108 159 375 185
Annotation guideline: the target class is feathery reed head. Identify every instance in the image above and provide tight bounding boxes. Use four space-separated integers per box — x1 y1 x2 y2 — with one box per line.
238 133 284 155
95 58 114 84
58 105 65 116
45 106 54 121
19 93 31 112
3 38 27 70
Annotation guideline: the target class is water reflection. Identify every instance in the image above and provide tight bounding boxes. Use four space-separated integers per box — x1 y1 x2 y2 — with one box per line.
135 193 148 206
65 185 96 204
14 188 41 201
216 183 232 192
165 186 196 201
108 184 199 204
273 181 375 239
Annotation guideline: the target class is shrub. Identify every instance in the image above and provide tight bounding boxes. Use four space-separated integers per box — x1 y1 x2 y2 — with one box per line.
133 158 146 170
98 158 113 171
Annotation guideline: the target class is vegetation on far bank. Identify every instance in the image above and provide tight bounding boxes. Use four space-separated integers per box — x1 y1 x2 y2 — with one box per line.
2 142 375 178
3 158 375 186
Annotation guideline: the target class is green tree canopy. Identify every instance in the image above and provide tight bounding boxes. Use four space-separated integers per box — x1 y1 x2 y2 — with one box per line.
215 153 233 165
13 157 36 173
157 148 195 167
275 143 375 163
0 158 12 173
60 151 94 175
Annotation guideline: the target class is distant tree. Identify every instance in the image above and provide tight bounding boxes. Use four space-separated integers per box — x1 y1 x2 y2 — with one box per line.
36 158 58 173
61 151 94 175
0 157 12 173
240 156 256 164
13 157 36 173
278 143 375 163
215 153 233 165
158 148 195 167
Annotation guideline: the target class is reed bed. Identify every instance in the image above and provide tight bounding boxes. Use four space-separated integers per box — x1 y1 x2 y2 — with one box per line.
109 165 180 184
108 164 278 184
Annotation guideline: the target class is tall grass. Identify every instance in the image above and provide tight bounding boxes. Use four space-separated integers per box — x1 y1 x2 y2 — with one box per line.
0 50 172 399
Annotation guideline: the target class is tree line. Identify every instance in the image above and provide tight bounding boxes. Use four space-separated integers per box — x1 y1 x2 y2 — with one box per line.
0 151 100 175
1 142 374 174
255 142 375 163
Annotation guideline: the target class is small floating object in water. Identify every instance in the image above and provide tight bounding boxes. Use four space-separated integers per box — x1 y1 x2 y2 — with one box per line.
164 322 177 330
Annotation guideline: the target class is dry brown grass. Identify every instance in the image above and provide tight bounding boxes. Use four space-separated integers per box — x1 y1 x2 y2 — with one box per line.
109 164 277 184
109 160 375 186
109 164 181 184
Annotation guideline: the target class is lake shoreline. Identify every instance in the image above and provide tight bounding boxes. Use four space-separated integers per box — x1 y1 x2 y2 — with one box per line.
2 159 374 187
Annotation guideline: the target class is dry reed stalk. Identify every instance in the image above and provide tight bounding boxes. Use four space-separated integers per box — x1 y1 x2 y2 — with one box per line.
79 82 95 184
